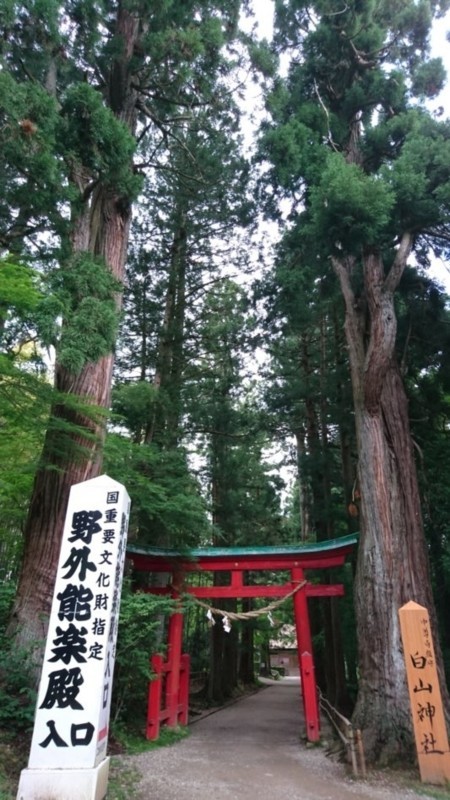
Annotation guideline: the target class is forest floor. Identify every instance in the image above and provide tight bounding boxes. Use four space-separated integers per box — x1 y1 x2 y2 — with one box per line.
113 677 450 800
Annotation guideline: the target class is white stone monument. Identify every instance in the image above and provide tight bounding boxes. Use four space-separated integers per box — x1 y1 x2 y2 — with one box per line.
17 475 130 800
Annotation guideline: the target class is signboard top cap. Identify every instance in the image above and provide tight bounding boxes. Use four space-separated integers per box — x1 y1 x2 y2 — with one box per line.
399 600 427 613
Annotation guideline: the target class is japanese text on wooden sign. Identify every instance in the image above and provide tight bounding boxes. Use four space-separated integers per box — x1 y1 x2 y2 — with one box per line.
399 601 450 785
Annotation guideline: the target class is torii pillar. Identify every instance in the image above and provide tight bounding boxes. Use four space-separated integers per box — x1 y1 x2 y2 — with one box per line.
292 566 320 741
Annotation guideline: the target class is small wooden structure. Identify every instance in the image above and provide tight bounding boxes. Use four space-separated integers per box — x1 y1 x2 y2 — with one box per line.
269 624 299 676
126 534 357 743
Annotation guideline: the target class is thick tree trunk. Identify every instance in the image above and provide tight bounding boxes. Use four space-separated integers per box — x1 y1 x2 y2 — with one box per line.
10 353 117 650
332 305 359 533
294 428 312 540
352 365 437 760
208 592 238 703
333 246 449 762
239 598 255 685
10 191 131 653
9 7 139 656
145 207 187 447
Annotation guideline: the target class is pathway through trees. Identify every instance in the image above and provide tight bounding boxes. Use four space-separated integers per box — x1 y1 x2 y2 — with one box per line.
115 678 439 800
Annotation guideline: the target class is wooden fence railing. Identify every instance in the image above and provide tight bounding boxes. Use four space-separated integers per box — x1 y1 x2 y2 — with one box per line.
319 692 366 777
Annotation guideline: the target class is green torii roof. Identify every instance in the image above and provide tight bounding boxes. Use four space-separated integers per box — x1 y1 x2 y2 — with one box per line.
126 532 358 560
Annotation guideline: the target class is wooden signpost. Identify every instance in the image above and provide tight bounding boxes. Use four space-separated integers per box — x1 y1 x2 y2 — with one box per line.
399 601 450 785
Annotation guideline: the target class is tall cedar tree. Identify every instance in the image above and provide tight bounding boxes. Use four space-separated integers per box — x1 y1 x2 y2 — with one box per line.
262 0 450 761
190 280 284 700
109 103 250 557
259 250 357 711
1 0 246 653
115 110 250 451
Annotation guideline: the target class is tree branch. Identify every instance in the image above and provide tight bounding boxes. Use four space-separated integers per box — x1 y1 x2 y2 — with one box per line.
313 80 339 152
383 231 413 294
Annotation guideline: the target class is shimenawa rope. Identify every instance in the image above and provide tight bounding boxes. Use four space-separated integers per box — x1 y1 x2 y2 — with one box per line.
185 579 307 622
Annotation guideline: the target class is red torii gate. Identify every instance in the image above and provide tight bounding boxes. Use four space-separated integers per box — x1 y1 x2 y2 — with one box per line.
126 533 357 743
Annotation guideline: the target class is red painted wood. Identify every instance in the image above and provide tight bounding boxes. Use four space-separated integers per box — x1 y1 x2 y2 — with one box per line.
306 584 344 597
291 566 320 742
140 539 356 743
190 584 292 598
130 552 350 573
147 651 191 739
143 583 344 599
166 611 184 727
231 570 243 588
178 654 190 726
147 654 164 740
299 650 320 741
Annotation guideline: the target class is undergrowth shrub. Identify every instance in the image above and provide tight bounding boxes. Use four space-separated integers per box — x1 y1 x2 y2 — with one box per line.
111 584 175 735
0 582 36 732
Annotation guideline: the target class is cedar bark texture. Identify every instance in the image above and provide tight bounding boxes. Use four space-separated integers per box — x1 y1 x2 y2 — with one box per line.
334 246 448 762
9 6 139 655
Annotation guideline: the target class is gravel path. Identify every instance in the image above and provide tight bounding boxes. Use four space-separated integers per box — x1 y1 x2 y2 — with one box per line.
118 678 443 800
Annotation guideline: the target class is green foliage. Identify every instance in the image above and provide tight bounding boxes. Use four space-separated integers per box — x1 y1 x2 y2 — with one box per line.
106 760 142 800
412 58 447 98
308 153 395 255
188 280 285 547
0 257 42 326
113 724 189 756
104 432 210 547
381 114 450 236
262 118 319 189
0 584 14 633
264 1 450 259
111 587 175 731
112 382 160 441
105 757 140 800
247 40 278 80
0 71 64 242
37 253 121 374
60 84 141 199
0 256 47 371
0 584 36 732
0 648 36 732
0 360 51 577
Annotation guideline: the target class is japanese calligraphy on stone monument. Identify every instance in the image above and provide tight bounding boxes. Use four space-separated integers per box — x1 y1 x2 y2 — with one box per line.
28 475 130 771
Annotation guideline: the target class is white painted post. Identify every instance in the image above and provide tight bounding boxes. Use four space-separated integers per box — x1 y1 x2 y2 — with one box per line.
17 475 130 800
